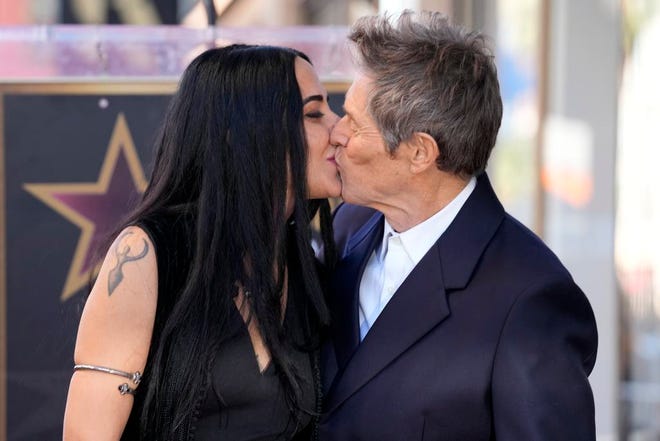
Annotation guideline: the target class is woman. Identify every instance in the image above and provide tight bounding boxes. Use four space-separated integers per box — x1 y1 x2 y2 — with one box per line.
63 44 340 440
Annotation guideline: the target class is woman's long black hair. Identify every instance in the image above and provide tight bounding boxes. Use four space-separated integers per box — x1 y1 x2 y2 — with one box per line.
113 44 334 440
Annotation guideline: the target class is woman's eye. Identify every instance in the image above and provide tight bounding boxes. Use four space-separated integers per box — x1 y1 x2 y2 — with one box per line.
305 111 324 119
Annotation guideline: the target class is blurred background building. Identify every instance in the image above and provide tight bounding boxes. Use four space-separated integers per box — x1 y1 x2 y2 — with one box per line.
0 0 657 439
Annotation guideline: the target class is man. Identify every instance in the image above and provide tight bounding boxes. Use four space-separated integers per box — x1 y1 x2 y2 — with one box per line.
320 10 598 441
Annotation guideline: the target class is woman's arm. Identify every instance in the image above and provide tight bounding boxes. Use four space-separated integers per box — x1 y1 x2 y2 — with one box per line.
63 226 158 441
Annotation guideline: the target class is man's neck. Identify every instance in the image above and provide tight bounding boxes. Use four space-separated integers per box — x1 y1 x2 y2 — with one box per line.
376 174 470 233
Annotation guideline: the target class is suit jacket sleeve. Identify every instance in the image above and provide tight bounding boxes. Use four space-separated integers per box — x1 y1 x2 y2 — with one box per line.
491 277 598 440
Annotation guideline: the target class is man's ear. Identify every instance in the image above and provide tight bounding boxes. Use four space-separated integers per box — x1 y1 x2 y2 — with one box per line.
407 132 439 174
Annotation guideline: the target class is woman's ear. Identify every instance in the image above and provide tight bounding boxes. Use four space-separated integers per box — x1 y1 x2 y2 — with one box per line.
407 132 440 174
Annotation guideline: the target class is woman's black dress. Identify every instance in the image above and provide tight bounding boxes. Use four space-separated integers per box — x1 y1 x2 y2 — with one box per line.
120 213 317 440
194 291 314 440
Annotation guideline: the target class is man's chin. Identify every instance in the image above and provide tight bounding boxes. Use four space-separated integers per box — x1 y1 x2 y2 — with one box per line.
339 180 370 207
339 189 359 205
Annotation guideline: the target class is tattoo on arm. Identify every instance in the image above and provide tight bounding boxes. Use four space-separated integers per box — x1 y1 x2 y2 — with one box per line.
107 231 149 296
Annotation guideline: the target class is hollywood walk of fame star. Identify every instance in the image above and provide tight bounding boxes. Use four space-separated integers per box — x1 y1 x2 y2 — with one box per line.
24 113 148 301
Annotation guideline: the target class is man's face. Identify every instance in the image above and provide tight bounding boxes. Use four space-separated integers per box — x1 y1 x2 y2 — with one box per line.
331 73 409 208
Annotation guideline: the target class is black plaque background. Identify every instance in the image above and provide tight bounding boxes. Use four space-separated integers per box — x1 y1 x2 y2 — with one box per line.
3 91 170 440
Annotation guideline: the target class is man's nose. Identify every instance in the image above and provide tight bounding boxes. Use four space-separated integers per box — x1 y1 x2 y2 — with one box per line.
328 109 340 126
330 116 349 148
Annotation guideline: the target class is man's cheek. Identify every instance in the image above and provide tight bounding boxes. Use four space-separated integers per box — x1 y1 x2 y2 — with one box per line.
345 152 370 166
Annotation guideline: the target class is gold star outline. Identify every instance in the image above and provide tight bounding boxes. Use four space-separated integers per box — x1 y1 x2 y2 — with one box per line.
24 113 147 301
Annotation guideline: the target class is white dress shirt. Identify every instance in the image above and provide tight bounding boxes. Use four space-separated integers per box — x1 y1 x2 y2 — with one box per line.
358 177 476 340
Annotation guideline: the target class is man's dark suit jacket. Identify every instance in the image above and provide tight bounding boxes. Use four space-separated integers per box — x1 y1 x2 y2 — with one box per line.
319 173 598 441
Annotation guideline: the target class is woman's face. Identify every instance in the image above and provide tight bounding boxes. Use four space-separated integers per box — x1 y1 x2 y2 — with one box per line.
295 57 341 199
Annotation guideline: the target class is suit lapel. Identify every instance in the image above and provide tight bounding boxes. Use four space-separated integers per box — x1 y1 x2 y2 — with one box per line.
438 173 505 290
329 212 383 371
325 173 506 414
325 242 449 413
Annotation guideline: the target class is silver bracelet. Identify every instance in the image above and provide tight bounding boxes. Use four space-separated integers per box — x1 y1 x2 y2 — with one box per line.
74 364 142 395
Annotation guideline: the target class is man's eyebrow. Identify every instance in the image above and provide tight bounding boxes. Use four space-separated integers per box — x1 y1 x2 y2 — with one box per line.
303 94 324 105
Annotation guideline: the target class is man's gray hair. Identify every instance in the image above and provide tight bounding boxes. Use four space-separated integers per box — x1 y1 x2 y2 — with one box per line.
349 10 503 176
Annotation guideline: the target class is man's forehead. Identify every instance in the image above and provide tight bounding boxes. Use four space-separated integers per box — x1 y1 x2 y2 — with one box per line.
345 73 373 113
350 73 373 93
